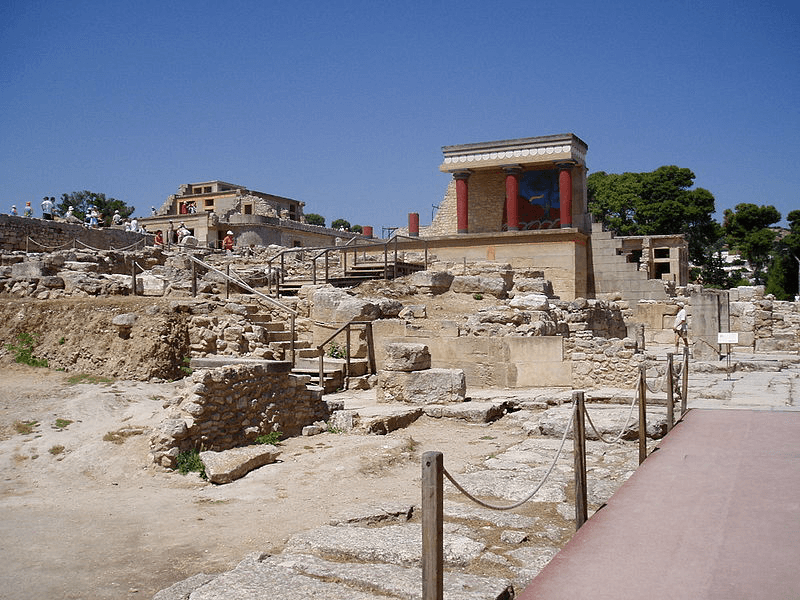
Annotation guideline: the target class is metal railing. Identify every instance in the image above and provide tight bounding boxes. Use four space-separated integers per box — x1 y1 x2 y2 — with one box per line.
315 320 377 389
264 233 429 294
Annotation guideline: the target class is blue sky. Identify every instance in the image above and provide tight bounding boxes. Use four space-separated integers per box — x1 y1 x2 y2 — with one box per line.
1 0 798 230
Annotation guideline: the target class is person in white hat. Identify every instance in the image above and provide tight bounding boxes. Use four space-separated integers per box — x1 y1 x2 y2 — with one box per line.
223 230 234 254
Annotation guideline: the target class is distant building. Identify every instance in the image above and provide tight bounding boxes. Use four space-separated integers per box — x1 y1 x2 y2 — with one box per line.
141 180 364 249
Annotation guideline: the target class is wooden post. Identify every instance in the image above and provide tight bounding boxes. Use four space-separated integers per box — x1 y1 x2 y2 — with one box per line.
666 353 674 432
225 265 230 299
191 260 197 297
343 247 348 277
131 262 137 296
681 346 689 416
393 236 398 279
318 348 324 388
325 252 329 284
366 322 377 375
638 365 647 464
289 313 296 367
345 326 351 390
384 244 389 280
573 391 588 529
422 451 444 600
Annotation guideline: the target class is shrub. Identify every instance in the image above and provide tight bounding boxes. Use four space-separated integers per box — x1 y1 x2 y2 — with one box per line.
176 448 206 479
6 332 48 367
255 431 282 445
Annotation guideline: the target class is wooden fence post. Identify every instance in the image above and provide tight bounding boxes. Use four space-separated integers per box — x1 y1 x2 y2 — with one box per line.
422 451 443 600
681 346 689 416
666 353 674 432
638 365 647 464
191 260 197 297
573 391 588 529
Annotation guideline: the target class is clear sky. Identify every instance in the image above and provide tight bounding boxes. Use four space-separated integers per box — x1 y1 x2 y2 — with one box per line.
2 0 798 230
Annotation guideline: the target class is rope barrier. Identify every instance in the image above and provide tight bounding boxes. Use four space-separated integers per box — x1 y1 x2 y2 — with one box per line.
583 378 640 445
25 236 74 251
441 397 576 511
113 239 146 251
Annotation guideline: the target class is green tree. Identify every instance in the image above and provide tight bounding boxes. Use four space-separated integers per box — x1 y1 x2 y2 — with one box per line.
723 203 781 285
765 210 800 299
587 166 719 264
331 218 351 231
350 224 363 234
56 191 134 225
305 213 325 226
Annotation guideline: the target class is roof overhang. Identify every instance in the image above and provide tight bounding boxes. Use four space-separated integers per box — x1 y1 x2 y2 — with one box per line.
440 133 587 173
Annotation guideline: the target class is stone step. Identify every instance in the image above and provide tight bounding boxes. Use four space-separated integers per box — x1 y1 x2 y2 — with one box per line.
156 551 513 600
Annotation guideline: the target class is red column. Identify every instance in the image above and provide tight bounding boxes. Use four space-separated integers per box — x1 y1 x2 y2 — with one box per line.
558 164 574 228
504 167 521 231
408 212 420 236
455 172 470 234
362 225 373 238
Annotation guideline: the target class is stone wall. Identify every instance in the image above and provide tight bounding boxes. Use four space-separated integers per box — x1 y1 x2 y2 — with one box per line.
565 332 645 389
150 362 329 467
0 214 151 252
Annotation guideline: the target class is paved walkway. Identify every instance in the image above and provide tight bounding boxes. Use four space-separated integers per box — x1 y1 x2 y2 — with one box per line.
518 407 800 599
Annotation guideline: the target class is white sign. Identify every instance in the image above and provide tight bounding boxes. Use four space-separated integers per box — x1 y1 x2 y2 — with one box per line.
717 332 739 344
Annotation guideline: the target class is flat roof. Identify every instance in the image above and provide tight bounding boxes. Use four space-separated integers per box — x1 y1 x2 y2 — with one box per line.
440 133 588 172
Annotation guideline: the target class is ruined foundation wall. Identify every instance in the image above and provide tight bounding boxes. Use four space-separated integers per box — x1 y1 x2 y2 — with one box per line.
0 214 151 252
150 363 329 467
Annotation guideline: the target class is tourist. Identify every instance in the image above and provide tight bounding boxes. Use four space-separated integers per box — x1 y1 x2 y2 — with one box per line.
130 216 139 232
41 197 53 220
177 222 190 243
223 230 234 254
154 230 164 246
10 205 17 216
112 210 123 225
167 220 175 246
187 201 197 214
150 206 157 216
23 201 32 217
673 303 688 352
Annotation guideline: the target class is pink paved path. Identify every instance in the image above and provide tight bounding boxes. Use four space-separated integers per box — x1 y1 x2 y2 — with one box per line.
519 409 800 600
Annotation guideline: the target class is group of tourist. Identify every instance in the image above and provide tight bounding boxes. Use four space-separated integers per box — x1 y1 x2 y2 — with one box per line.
8 197 58 219
9 202 236 252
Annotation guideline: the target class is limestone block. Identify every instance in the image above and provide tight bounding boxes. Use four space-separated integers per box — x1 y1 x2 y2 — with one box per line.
513 277 554 297
398 304 426 319
510 294 550 311
200 445 281 484
408 270 454 294
376 368 466 404
11 260 52 278
383 342 431 371
450 275 508 298
312 288 381 323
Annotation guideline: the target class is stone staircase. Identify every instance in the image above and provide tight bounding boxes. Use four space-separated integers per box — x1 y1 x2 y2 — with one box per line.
278 259 425 296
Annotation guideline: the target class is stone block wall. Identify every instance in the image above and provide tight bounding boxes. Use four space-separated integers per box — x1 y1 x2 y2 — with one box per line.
0 214 151 252
565 332 645 389
590 224 669 302
150 363 329 467
427 171 508 236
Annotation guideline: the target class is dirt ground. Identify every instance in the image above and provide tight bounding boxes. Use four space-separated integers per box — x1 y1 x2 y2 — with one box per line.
0 360 535 600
